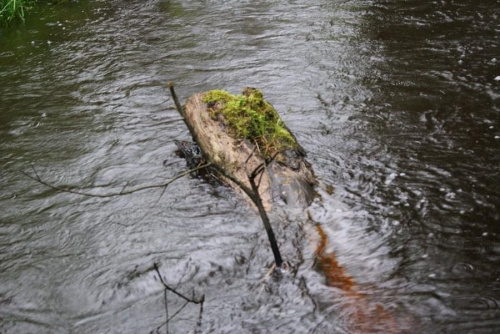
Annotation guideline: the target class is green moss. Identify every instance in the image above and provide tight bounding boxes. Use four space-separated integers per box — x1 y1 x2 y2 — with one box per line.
203 88 297 158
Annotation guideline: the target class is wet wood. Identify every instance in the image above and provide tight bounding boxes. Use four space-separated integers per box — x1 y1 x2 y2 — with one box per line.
170 83 290 267
180 89 316 211
170 83 402 332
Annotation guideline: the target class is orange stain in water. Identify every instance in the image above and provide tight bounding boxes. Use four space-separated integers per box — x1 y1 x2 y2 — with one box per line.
314 224 356 292
313 224 399 333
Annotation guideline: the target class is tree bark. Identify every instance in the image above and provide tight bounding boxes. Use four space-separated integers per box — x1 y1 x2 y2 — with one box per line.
168 83 401 331
178 88 317 211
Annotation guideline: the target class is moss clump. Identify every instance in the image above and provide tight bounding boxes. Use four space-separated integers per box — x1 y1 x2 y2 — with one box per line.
203 88 297 158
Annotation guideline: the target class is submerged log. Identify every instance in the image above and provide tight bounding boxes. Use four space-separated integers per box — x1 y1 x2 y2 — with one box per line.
169 83 402 332
178 87 317 211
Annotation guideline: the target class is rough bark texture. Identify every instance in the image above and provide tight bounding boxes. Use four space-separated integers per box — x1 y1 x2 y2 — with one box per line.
182 92 317 211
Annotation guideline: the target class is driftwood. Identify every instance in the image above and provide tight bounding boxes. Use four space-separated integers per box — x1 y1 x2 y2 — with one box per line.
168 83 401 332
169 83 316 267
174 86 317 212
19 82 403 332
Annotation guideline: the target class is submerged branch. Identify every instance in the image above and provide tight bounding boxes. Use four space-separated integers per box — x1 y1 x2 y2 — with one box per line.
168 82 284 268
153 263 205 334
244 152 283 268
20 163 212 198
153 263 204 304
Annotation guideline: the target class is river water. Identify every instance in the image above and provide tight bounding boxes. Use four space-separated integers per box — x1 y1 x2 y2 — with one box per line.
1 1 499 333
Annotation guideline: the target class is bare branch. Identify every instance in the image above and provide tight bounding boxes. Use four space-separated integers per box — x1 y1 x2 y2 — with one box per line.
244 146 257 166
153 263 205 333
126 179 172 227
164 283 169 334
168 82 184 116
20 162 212 198
168 300 189 322
245 160 283 268
167 83 284 268
153 263 204 304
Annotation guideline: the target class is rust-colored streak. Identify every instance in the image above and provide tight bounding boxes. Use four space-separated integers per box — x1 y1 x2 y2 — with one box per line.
313 224 399 333
314 224 356 292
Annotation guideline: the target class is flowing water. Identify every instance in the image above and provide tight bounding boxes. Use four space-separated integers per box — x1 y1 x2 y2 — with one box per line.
1 0 499 333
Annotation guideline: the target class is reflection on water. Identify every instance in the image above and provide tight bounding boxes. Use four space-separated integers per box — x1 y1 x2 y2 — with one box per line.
1 0 499 333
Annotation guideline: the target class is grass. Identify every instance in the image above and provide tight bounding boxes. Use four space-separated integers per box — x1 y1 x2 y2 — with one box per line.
202 88 298 158
0 0 35 24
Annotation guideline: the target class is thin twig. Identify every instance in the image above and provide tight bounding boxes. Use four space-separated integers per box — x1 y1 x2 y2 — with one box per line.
244 146 257 165
20 163 212 198
153 263 205 333
168 82 184 115
152 298 190 334
168 300 190 322
153 263 204 304
167 83 283 268
196 296 204 333
246 163 283 268
164 286 169 334
128 180 171 227
174 258 192 290
242 152 284 268
258 263 277 296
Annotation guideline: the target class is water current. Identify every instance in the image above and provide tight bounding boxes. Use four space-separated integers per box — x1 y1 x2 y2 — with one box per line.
1 1 499 333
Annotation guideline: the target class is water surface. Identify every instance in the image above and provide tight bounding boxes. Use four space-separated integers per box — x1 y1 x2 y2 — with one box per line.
1 0 499 333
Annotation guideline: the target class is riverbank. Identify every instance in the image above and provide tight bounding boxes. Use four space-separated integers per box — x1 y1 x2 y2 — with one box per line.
0 0 35 23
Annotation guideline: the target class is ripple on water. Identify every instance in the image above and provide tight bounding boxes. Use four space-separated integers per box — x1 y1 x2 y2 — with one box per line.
1 0 500 333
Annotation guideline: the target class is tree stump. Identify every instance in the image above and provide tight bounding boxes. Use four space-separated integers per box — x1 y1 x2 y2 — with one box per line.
178 88 317 211
168 84 401 331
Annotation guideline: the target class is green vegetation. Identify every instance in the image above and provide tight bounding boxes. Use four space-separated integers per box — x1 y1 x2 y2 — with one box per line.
0 0 35 23
202 88 298 158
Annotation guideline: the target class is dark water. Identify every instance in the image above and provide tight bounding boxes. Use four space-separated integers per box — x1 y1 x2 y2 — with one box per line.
1 0 499 333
